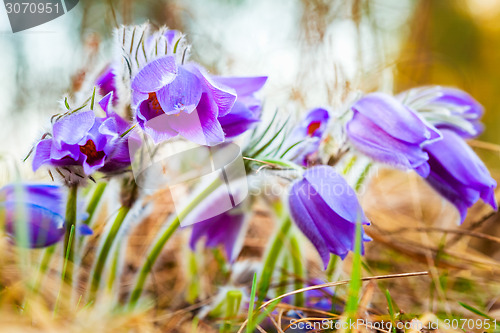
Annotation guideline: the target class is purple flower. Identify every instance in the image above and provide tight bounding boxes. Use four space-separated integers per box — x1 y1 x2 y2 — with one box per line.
131 56 238 145
284 108 330 166
346 92 441 177
96 66 118 105
288 166 370 268
0 184 92 248
282 279 338 312
398 86 484 138
423 129 497 222
186 179 247 262
189 209 245 262
32 95 133 176
214 76 267 138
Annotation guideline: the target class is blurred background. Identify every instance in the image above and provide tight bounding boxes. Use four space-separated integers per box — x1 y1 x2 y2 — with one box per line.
2 0 499 166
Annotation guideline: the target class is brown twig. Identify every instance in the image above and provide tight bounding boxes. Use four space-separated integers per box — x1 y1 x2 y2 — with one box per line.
237 271 429 333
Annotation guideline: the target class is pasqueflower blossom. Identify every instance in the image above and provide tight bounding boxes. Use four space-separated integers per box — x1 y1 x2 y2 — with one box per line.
284 108 330 166
189 209 245 262
288 166 370 268
132 55 268 145
214 76 267 138
32 94 132 176
187 178 247 262
346 92 441 177
0 184 92 248
423 129 497 222
398 86 484 138
129 26 267 146
132 56 236 145
96 66 118 105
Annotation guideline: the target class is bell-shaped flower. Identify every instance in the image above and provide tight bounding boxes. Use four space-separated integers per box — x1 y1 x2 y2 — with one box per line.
32 94 133 176
96 66 118 105
214 76 267 139
131 56 237 146
288 166 370 268
398 86 484 138
129 26 267 146
187 178 248 262
423 129 497 223
346 92 441 177
189 209 245 263
283 108 330 166
0 184 92 248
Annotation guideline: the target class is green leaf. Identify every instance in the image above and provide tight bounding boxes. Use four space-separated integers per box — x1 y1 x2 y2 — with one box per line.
90 87 96 110
458 302 494 320
252 299 280 331
385 289 398 333
344 220 363 328
64 97 71 110
250 117 289 158
246 273 257 333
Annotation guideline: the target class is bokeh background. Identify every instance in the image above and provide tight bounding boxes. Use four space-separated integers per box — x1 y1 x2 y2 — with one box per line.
2 0 498 170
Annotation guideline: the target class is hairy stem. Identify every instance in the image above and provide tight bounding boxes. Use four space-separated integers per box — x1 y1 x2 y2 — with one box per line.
88 205 130 300
127 177 222 308
83 182 107 226
63 184 78 285
289 234 304 307
257 216 292 303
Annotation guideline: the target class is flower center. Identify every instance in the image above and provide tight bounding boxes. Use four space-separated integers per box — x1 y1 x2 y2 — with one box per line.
79 140 105 165
148 92 163 114
307 121 321 136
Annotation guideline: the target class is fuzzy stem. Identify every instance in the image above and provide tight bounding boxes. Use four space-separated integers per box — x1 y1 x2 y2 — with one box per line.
106 243 121 294
63 185 78 285
83 182 107 226
89 205 130 300
127 177 222 308
289 235 304 307
186 251 200 304
257 216 292 303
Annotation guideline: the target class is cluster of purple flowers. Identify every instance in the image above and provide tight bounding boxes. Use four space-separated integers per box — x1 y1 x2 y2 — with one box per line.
346 88 497 223
1 24 496 285
3 27 267 250
32 94 132 177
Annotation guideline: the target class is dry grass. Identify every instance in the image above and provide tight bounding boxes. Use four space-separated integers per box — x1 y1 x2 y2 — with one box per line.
0 161 499 332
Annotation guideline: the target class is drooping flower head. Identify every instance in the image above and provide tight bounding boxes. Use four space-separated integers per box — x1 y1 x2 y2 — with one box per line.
96 66 119 105
32 93 133 178
346 92 441 177
214 76 267 139
398 86 484 138
0 184 92 248
288 166 370 268
187 177 248 263
283 108 330 166
126 25 267 146
422 129 497 222
132 58 236 145
190 209 245 263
